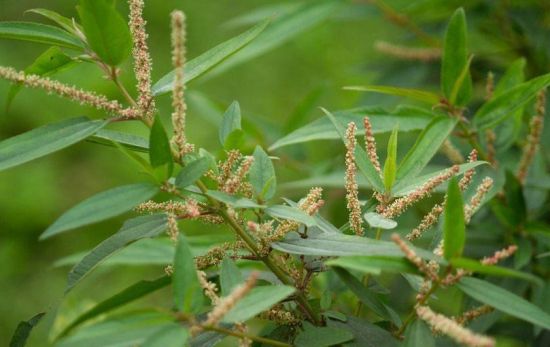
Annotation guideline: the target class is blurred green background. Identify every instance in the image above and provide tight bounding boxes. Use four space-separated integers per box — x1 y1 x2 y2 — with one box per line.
1 0 549 345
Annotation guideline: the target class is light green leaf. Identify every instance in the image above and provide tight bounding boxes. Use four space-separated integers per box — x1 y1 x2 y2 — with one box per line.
295 321 353 347
77 0 132 65
149 117 173 176
175 158 209 189
173 234 203 314
404 320 434 347
327 256 418 275
0 21 84 49
443 177 465 260
363 212 397 230
142 324 188 347
64 214 167 291
383 126 398 191
396 117 457 183
0 117 106 172
152 20 269 95
88 129 149 153
474 73 550 130
26 8 83 36
222 285 295 323
219 101 242 147
494 58 526 96
220 257 244 296
344 85 440 104
249 146 277 200
457 277 550 330
265 205 316 226
450 257 541 285
41 183 159 239
448 54 473 105
441 8 472 106
9 312 45 347
206 190 265 209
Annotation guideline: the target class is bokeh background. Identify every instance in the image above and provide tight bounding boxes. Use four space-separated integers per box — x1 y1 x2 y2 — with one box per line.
1 0 549 345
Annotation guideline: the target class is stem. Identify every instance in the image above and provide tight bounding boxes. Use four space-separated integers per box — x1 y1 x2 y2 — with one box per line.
205 325 292 347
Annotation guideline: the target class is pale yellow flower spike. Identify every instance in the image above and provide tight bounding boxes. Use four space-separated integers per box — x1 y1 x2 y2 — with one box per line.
517 89 546 184
345 122 364 236
375 41 441 62
363 117 382 173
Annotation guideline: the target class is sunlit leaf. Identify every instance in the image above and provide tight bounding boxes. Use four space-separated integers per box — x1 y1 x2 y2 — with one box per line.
222 285 295 323
0 21 84 49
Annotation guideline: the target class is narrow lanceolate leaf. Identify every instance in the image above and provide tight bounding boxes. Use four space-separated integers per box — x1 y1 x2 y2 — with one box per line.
265 205 316 226
142 324 188 347
9 312 45 347
403 320 435 347
457 277 550 330
396 117 457 183
450 258 542 285
294 322 353 347
0 22 84 49
327 256 419 275
88 129 149 153
383 127 398 192
219 101 242 146
443 178 465 260
222 285 295 323
64 214 167 291
344 85 441 105
363 212 397 230
220 257 244 296
249 146 277 200
26 8 83 36
152 20 269 95
77 0 132 65
41 183 159 240
174 234 203 314
149 117 173 176
0 117 106 172
441 8 472 106
175 157 209 189
474 73 550 130
59 275 170 338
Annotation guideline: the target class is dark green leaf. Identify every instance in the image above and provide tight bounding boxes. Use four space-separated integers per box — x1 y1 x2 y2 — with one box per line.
0 21 84 49
9 312 45 347
220 257 244 296
26 8 83 36
457 277 550 330
176 158 209 189
327 316 399 347
149 117 173 176
249 146 277 200
77 0 132 65
403 320 434 347
142 324 188 347
222 285 295 323
174 234 203 314
64 214 167 291
219 101 242 147
383 127 398 191
88 129 149 153
344 85 440 104
295 321 353 347
450 257 541 285
443 177 465 259
41 183 159 239
327 256 419 275
0 117 106 172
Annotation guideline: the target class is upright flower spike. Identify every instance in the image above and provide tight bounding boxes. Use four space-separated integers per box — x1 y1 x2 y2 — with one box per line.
374 41 441 62
464 177 493 223
440 139 465 164
0 66 138 118
128 0 155 118
391 234 438 281
170 10 194 158
223 156 254 194
363 117 381 173
345 122 364 235
416 306 495 347
517 89 546 184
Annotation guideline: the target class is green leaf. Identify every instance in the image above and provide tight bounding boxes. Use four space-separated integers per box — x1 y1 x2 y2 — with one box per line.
327 256 418 275
219 101 242 147
443 177 465 260
59 276 170 338
0 117 106 172
265 205 316 226
295 321 353 347
142 324 188 347
220 257 244 296
152 20 269 95
474 73 550 130
149 117 173 176
173 234 203 314
270 105 434 150
64 214 167 291
383 126 398 191
494 58 526 96
0 21 84 49
88 129 149 153
206 190 265 209
6 46 74 110
9 312 45 347
26 8 83 36
344 85 441 104
457 277 550 330
491 171 526 228
175 158 209 189
403 320 434 347
396 117 457 183
222 285 295 323
41 183 159 239
77 0 132 65
363 212 397 230
449 54 473 105
249 146 277 200
441 8 472 106
327 316 399 347
450 258 542 285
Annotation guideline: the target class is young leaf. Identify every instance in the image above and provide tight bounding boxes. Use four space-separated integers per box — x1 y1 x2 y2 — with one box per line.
142 324 188 347
249 146 277 200
9 312 45 347
219 101 242 147
173 234 203 314
149 117 173 176
222 285 295 323
443 177 465 260
294 321 353 347
403 320 435 347
0 117 106 172
457 277 550 330
220 257 244 296
175 157 209 189
396 117 457 184
383 126 398 191
344 85 441 104
26 8 83 36
441 8 472 106
0 21 84 49
77 0 132 66
64 214 167 291
41 183 159 240
363 212 397 230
